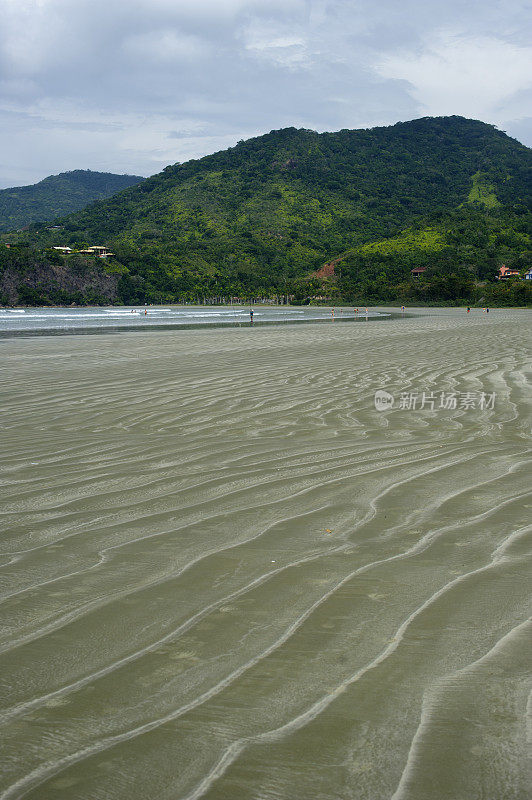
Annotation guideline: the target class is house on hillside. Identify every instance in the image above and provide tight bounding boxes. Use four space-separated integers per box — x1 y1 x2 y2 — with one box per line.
411 267 427 278
78 245 114 258
87 246 109 256
497 265 520 280
524 268 532 281
53 246 73 254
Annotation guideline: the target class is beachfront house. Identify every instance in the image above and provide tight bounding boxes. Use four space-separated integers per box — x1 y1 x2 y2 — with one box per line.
497 265 520 280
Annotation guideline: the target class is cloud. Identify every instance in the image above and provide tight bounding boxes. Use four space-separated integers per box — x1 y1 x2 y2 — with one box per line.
0 0 530 187
137 0 302 18
0 0 68 76
242 21 309 68
122 30 211 62
374 31 532 124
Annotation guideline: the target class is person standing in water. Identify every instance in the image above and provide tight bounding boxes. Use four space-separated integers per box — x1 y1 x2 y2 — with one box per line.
250 308 254 323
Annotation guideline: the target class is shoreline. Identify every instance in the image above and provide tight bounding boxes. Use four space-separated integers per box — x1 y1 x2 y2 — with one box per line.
1 304 529 339
0 308 396 339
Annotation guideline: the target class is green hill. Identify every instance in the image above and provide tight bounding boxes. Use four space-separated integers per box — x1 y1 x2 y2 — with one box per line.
334 208 531 307
0 170 145 233
1 117 531 306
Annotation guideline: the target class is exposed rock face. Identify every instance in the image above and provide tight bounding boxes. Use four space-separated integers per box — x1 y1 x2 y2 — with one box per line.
312 256 345 279
0 260 118 305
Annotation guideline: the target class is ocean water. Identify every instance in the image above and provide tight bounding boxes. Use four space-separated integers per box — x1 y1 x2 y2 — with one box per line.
0 305 385 335
0 308 530 800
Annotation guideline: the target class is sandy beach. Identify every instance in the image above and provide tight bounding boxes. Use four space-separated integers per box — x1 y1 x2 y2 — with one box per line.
1 307 531 800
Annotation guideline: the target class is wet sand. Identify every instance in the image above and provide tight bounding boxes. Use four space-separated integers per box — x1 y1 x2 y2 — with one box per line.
1 307 531 800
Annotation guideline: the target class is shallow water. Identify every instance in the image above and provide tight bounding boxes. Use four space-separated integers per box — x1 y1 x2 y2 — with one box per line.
0 305 385 335
0 307 530 800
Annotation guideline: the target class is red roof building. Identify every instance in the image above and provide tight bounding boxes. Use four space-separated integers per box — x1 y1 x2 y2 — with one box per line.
498 265 520 280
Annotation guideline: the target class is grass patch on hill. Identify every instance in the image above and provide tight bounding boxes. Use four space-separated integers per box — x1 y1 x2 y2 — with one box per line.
467 172 500 208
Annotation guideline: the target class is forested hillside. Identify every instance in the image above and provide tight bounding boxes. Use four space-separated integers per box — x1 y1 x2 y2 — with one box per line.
332 207 532 307
1 117 531 306
0 170 145 233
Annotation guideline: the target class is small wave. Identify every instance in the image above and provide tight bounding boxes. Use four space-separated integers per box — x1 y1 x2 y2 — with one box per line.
176 312 248 318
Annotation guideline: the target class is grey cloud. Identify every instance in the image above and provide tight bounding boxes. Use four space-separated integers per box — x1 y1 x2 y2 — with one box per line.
0 0 530 187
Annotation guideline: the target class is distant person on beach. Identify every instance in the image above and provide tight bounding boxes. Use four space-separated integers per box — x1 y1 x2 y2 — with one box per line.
486 307 489 313
250 308 254 323
467 307 470 313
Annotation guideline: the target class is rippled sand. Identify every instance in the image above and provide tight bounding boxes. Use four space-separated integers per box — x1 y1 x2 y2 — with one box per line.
1 308 531 800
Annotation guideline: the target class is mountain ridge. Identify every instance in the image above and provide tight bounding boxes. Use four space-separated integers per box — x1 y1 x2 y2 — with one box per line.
1 116 531 306
0 169 145 233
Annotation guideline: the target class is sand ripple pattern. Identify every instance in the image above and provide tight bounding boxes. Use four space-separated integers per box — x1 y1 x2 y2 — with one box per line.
0 308 531 800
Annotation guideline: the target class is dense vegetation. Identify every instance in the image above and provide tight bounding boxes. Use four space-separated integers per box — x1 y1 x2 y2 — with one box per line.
1 117 531 306
0 170 144 233
334 207 532 306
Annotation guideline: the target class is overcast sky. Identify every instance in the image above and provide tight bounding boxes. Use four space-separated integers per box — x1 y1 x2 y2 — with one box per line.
0 0 531 188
